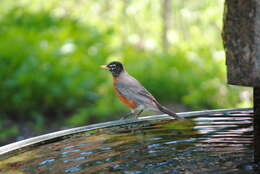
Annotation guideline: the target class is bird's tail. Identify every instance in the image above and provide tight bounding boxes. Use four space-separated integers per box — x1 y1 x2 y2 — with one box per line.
153 100 183 120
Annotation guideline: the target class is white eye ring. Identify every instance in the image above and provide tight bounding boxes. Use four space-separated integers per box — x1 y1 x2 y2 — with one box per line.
109 64 116 69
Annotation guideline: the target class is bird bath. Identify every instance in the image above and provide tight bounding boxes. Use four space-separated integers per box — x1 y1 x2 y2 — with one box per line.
0 108 258 174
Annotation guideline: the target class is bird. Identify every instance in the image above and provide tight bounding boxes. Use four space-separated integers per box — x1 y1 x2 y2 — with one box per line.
100 61 182 120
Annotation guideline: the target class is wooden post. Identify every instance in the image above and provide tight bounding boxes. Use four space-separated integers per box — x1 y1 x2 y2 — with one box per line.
222 0 260 165
254 87 260 163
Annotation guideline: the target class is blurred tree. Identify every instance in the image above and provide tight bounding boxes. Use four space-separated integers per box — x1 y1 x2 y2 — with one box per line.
161 0 172 52
0 0 252 145
121 0 130 47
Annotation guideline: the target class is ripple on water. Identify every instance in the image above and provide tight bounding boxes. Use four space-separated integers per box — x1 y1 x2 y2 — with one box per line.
1 110 257 174
38 158 55 166
64 165 81 173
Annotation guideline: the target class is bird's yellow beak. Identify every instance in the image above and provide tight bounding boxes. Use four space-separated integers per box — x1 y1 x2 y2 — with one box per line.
100 65 108 69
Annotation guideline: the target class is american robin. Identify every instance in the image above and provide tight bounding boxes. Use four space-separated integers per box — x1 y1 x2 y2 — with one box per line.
100 61 182 120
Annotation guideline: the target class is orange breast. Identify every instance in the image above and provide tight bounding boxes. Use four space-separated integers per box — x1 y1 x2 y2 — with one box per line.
113 77 137 109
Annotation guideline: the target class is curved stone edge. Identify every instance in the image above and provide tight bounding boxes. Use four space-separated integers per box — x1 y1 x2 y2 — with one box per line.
0 108 252 158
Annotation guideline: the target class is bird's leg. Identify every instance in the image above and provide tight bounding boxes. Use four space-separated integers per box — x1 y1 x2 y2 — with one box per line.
120 110 135 120
134 109 144 119
120 112 132 120
137 109 144 116
120 108 144 120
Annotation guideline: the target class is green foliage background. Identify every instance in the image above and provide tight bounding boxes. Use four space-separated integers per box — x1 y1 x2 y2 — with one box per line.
0 0 252 144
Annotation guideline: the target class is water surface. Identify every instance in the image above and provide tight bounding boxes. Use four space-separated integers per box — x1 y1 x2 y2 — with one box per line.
0 110 256 173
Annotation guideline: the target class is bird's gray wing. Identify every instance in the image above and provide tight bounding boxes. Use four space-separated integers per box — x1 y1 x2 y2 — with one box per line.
114 74 156 105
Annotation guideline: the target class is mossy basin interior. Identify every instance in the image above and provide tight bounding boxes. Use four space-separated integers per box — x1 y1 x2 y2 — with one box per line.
0 109 257 174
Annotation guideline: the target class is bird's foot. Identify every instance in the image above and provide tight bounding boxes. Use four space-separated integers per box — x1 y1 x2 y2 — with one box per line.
120 112 133 120
120 109 144 120
174 114 185 120
134 109 144 119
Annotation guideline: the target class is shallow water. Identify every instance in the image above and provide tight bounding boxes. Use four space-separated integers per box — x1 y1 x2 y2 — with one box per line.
0 110 257 174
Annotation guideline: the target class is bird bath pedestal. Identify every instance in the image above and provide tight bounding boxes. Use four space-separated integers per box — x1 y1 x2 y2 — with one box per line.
222 0 260 164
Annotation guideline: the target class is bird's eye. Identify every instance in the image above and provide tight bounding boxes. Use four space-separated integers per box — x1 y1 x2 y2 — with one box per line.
110 64 116 68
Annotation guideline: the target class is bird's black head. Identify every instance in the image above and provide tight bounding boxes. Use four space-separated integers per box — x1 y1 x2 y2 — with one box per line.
101 61 124 77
